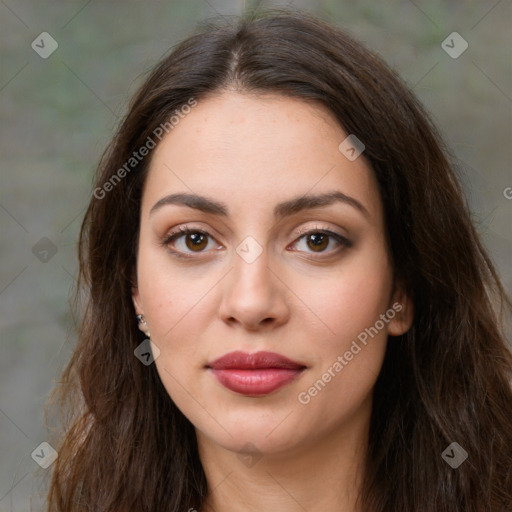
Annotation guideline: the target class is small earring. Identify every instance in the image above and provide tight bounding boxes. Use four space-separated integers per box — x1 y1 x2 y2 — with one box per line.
136 314 150 338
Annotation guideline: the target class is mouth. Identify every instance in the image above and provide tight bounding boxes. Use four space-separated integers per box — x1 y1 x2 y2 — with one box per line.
205 351 307 396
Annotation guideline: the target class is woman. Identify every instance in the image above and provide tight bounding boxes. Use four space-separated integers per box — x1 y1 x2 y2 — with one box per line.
47 9 512 512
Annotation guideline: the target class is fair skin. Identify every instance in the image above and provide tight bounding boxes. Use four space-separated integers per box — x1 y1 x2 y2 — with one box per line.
132 91 413 512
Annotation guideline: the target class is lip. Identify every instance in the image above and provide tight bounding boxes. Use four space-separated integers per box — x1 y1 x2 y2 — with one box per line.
206 351 307 396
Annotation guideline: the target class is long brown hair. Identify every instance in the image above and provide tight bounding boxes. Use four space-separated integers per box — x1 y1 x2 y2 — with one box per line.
46 9 512 512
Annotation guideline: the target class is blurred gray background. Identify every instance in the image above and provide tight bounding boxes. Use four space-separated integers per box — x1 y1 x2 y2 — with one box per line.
1 0 511 510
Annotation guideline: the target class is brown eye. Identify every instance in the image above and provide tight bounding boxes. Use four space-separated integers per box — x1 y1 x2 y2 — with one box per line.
163 227 217 257
183 232 208 252
292 229 352 256
305 233 329 252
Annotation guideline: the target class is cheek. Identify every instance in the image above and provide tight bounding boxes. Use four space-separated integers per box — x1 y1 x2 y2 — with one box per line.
294 243 393 351
136 243 207 337
292 257 392 430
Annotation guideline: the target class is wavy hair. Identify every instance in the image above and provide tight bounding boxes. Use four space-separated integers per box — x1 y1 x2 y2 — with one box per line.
46 9 512 512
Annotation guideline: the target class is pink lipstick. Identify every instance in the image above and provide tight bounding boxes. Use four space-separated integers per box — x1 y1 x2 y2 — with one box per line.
206 350 306 396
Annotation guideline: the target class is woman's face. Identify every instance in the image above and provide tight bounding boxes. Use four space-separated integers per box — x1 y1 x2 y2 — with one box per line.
133 91 412 455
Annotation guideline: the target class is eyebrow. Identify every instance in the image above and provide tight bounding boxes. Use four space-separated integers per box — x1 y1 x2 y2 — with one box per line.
149 190 370 220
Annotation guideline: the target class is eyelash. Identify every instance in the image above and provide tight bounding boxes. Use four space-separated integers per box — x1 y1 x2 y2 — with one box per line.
160 225 352 260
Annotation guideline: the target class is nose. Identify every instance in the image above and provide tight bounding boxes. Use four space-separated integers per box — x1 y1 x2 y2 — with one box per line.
218 247 290 331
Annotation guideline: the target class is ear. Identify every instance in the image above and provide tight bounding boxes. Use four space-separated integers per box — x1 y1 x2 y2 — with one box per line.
131 268 143 315
387 280 414 337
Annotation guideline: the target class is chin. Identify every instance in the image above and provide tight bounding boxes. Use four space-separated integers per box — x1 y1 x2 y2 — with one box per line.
224 421 305 453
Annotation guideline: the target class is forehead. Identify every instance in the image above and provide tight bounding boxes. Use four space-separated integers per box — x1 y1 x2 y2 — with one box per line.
142 91 381 224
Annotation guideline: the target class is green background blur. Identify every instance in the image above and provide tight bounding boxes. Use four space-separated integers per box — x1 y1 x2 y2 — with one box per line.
1 0 511 509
